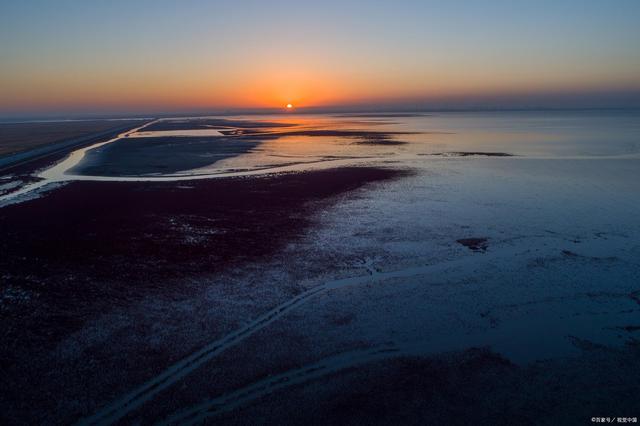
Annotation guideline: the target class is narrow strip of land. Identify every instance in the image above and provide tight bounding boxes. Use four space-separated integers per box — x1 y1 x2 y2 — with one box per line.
0 120 150 172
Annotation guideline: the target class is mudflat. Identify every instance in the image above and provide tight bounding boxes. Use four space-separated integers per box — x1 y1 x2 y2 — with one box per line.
0 120 144 156
0 166 408 425
1 112 639 425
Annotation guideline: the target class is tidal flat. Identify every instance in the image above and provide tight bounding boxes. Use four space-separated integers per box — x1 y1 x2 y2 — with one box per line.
0 120 146 169
1 111 639 425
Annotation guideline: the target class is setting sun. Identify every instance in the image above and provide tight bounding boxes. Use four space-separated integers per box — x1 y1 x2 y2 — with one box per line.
286 103 293 109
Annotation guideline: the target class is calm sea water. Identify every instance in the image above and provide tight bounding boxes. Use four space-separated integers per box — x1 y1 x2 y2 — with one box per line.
387 110 640 157
3 110 640 182
198 110 640 175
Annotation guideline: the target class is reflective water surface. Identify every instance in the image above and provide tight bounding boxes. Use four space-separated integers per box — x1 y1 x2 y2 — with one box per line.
73 110 640 178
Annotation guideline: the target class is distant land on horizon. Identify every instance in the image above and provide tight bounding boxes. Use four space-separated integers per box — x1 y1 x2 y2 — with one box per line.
3 102 640 123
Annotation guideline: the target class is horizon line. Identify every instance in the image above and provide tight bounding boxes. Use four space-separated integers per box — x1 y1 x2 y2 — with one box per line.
2 105 640 122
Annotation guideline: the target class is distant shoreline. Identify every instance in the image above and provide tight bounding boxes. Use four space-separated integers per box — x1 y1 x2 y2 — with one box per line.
2 106 640 124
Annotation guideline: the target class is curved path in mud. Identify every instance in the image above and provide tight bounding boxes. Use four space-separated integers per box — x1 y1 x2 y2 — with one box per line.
159 345 402 426
77 250 515 425
76 229 640 425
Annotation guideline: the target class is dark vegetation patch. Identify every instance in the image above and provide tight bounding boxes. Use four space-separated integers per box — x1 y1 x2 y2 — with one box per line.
218 128 268 136
422 152 514 157
457 237 489 252
616 325 640 332
448 152 513 157
0 167 407 357
351 135 406 145
331 113 430 118
144 119 295 132
273 130 416 137
259 129 418 145
217 129 414 143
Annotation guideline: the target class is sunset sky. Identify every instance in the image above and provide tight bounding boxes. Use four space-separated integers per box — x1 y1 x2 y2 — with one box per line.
1 0 640 114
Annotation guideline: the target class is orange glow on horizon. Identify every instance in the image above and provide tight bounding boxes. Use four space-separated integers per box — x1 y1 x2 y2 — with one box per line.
3 55 639 113
2 2 640 114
